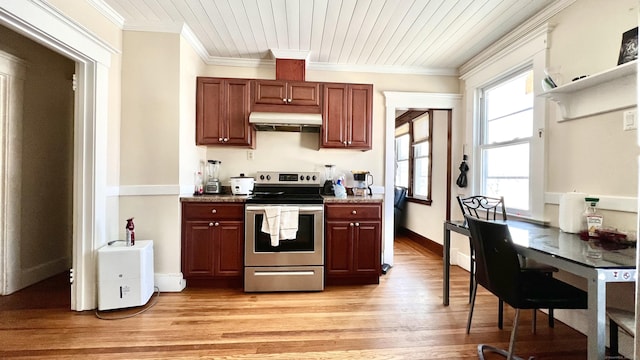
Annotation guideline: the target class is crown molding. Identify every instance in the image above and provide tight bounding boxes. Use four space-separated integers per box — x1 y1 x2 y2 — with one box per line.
459 0 575 77
87 0 124 28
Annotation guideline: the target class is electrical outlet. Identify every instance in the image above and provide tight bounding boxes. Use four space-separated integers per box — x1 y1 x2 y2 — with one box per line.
247 150 254 160
623 110 637 131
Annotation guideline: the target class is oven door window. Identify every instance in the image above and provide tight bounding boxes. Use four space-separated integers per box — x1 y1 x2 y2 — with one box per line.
254 213 315 252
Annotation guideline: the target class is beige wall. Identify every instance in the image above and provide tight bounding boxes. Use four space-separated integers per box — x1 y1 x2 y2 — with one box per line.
0 24 74 287
120 31 181 185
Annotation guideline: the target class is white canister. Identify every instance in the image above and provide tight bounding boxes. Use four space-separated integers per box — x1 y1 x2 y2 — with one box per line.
559 192 587 233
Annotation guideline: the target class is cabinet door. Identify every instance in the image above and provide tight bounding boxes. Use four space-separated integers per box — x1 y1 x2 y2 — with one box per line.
196 78 225 145
353 221 381 274
253 80 321 113
347 84 373 150
214 221 244 276
322 83 348 148
225 79 253 146
325 221 353 275
183 220 215 277
254 80 288 105
196 78 253 147
288 81 321 106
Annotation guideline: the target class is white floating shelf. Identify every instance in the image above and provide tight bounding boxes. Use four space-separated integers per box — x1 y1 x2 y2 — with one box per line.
539 60 637 121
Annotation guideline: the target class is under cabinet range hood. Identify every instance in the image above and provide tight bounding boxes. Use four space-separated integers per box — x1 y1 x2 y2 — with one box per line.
249 112 322 133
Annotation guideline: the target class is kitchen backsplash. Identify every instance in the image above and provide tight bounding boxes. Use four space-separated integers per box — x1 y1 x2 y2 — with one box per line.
202 131 383 189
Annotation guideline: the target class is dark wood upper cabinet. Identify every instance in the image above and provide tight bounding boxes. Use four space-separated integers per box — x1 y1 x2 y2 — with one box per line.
252 80 321 113
196 77 254 148
322 83 372 150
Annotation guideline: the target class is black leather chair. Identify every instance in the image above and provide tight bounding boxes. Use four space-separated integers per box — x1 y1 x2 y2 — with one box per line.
465 215 588 360
458 195 556 333
393 186 407 234
457 195 507 304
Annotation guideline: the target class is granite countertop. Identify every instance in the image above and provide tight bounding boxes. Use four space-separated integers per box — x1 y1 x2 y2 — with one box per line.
180 194 248 203
180 194 383 203
322 194 384 203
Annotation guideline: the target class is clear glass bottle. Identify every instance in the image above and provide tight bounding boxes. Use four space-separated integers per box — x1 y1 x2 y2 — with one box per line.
583 197 603 237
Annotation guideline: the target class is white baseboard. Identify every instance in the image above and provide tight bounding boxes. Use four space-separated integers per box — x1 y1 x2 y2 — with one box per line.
456 250 471 271
154 273 186 292
11 256 70 294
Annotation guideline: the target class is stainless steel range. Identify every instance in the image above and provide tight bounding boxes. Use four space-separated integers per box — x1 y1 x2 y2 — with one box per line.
244 171 324 292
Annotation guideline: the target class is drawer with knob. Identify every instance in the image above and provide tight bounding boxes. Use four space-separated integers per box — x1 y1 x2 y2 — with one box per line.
182 203 244 220
325 204 381 221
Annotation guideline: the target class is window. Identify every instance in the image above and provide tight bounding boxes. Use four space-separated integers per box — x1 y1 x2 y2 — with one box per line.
462 25 548 221
395 124 409 188
479 68 534 214
395 110 433 203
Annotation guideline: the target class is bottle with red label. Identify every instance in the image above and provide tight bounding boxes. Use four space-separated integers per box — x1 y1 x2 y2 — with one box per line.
126 218 135 246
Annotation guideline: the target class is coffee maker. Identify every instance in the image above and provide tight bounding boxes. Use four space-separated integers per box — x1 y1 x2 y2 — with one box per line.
322 165 336 195
204 160 222 194
351 170 373 196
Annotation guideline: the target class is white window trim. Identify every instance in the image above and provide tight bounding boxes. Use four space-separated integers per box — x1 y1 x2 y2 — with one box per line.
460 24 551 222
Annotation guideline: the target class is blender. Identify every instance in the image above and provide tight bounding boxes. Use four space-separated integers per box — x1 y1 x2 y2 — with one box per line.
322 165 336 195
204 160 222 194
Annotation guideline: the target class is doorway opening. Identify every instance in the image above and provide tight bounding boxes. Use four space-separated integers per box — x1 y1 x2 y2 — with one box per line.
383 92 462 267
0 2 114 310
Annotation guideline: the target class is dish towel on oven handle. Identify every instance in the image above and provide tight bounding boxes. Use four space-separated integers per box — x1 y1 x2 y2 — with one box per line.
279 207 299 241
261 206 299 246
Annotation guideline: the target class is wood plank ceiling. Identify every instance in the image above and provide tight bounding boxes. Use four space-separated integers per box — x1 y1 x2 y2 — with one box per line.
100 0 557 74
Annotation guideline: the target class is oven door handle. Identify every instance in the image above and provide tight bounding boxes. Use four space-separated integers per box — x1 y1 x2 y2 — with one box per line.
245 205 324 212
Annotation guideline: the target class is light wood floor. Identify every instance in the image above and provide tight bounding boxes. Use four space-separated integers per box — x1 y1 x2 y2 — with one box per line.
0 236 589 359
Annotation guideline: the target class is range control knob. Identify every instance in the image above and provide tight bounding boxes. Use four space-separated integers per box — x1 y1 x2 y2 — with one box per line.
259 174 265 180
300 175 304 181
312 175 317 181
306 175 310 181
266 175 271 181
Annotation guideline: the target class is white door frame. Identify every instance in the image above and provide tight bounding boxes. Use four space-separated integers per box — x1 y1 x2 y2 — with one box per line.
383 91 462 267
0 1 115 310
0 51 25 295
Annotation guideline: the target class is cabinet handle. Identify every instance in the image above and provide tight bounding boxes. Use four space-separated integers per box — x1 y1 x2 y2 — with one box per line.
218 137 223 142
348 140 352 145
211 209 217 214
287 98 292 103
351 210 357 215
208 222 214 227
223 137 229 142
350 223 354 227
343 140 347 145
282 98 287 103
214 222 219 226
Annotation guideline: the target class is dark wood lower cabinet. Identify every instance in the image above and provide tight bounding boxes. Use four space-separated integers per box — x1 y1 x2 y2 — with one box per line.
325 203 382 285
181 201 382 288
181 202 244 286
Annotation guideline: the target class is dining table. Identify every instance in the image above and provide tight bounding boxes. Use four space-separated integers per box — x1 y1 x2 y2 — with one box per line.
442 219 637 360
